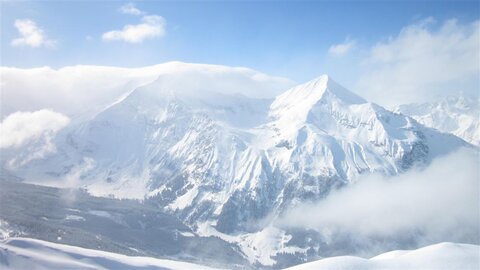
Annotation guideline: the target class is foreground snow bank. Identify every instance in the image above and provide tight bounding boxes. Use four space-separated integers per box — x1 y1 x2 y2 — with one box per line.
285 242 480 270
0 237 478 270
0 237 217 270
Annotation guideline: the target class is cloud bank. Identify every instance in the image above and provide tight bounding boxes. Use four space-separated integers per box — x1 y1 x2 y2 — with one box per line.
0 62 294 119
279 148 480 248
0 65 158 118
357 18 480 107
11 19 56 48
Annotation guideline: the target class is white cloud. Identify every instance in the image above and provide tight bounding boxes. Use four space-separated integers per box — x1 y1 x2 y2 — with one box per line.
120 2 144 16
279 148 480 248
356 18 480 107
328 39 355 56
61 157 96 204
0 66 160 118
102 15 165 43
1 110 70 168
0 109 70 149
0 62 294 118
103 3 164 44
11 19 56 48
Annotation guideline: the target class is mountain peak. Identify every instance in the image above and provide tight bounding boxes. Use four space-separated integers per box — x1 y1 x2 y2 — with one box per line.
320 75 366 104
268 74 366 124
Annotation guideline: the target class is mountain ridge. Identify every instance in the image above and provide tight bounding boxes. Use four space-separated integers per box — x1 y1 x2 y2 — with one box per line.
395 94 480 146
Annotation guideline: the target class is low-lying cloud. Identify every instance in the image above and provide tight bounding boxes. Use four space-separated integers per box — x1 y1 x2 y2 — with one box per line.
0 109 70 168
0 109 70 149
0 65 161 118
279 148 480 247
0 63 294 119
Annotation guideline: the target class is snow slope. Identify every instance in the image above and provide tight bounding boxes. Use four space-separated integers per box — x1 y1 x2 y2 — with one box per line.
285 242 480 270
2 238 478 270
396 94 480 146
0 237 217 270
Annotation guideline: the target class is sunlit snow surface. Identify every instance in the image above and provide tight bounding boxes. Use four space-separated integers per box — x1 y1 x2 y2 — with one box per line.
0 237 218 270
285 242 480 270
1 238 478 270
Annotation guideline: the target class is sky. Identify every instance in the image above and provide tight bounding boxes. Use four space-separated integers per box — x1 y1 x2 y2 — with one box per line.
1 0 479 106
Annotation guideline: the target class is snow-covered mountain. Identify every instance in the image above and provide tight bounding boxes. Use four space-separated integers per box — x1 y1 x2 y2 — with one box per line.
395 94 480 146
6 74 468 230
1 71 472 267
